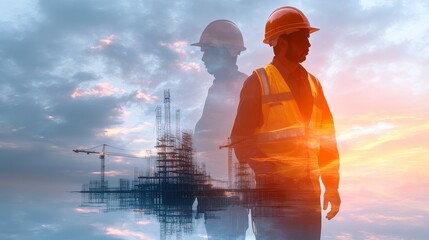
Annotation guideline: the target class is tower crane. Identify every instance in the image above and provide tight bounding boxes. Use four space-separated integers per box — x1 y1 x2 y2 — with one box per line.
73 144 148 191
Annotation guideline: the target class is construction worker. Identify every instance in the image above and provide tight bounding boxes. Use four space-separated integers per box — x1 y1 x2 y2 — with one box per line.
193 19 248 183
192 19 249 239
231 6 341 239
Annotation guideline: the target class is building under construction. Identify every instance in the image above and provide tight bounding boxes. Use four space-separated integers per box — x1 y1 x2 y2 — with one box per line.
76 89 256 240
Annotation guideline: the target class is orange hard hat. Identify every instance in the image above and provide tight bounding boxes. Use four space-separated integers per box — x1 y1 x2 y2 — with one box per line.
191 19 246 56
264 6 319 46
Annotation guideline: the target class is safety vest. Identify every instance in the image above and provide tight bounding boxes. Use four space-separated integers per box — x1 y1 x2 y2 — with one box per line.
251 64 323 180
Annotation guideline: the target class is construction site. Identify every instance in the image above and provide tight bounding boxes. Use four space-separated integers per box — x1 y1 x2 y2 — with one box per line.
74 89 256 240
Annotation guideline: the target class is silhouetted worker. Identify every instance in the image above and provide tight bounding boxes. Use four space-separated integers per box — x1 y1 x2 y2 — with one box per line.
231 6 341 239
192 19 249 239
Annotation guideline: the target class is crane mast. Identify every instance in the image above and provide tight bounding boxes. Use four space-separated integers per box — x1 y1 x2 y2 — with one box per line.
101 144 106 191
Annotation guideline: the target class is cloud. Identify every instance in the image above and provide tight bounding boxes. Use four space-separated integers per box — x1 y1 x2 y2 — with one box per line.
360 231 406 240
134 91 158 103
337 121 394 142
0 141 21 149
105 227 154 240
90 35 116 50
102 122 151 137
159 40 189 57
353 214 425 226
359 0 395 10
178 62 202 72
72 71 100 82
331 232 353 240
71 82 127 98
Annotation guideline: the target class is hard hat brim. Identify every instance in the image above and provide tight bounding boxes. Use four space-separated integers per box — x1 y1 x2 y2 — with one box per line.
263 26 320 44
309 27 320 33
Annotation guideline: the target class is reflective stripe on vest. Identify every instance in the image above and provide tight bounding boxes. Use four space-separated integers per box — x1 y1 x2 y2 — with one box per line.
255 68 270 96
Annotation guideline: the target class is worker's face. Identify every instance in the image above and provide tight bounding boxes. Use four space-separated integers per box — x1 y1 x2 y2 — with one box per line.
201 46 231 75
281 29 311 63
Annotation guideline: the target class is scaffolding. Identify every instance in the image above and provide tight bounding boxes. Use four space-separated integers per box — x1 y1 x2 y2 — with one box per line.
77 89 258 240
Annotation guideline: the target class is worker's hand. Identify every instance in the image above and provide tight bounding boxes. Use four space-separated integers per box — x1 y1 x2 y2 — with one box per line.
323 189 341 220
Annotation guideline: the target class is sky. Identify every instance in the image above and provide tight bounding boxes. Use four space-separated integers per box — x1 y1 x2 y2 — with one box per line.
0 0 428 239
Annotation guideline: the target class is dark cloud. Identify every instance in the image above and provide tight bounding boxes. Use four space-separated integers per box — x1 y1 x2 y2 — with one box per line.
38 0 125 31
72 72 100 83
48 97 123 139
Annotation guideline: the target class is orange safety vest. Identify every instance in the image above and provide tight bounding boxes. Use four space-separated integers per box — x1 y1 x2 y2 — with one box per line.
251 64 322 180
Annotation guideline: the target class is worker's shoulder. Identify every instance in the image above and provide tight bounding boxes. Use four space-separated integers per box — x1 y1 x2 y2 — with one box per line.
297 65 322 87
308 72 321 86
240 70 261 93
301 68 329 101
244 70 260 85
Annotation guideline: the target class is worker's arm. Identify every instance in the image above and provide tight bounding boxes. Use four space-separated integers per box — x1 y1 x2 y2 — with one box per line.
316 80 341 220
230 72 263 162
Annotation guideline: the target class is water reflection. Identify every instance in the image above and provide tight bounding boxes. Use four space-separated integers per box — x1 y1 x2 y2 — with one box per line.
79 168 327 239
79 157 256 240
